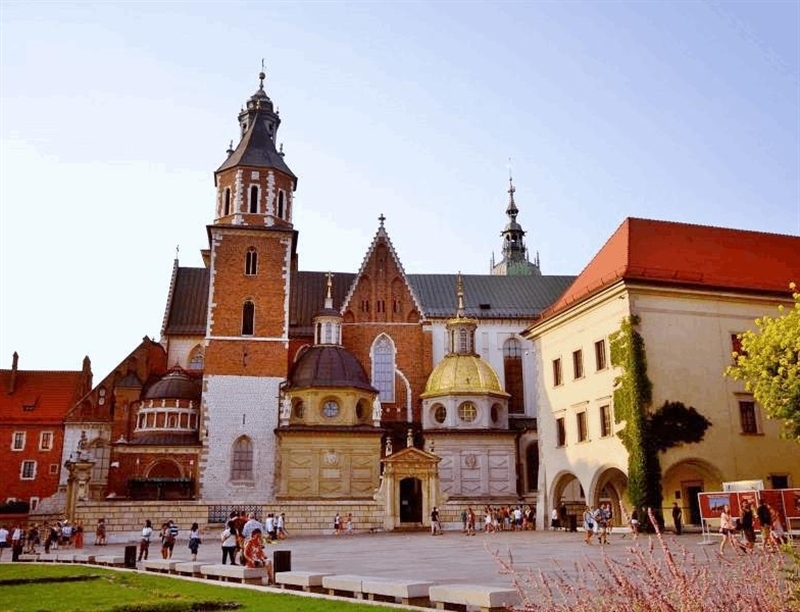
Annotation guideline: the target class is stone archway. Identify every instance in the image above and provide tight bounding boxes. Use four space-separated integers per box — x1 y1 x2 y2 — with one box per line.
550 470 585 529
590 467 628 526
662 458 724 526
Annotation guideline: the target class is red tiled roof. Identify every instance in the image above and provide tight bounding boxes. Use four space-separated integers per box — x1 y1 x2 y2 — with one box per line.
539 218 800 320
0 370 84 423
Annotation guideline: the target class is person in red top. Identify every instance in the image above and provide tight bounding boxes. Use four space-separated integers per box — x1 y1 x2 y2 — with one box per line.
243 528 273 585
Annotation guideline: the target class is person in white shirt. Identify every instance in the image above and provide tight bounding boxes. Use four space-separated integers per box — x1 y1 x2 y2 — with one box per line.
0 525 9 560
264 513 275 543
242 513 263 539
138 519 153 561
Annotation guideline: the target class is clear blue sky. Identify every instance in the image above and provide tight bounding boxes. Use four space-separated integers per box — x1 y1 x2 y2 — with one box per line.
1 1 798 379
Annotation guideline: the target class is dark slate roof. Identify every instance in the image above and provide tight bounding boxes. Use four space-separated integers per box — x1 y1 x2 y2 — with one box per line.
216 113 296 180
407 274 576 318
286 345 377 392
289 271 356 335
143 368 202 401
163 268 209 335
164 268 574 340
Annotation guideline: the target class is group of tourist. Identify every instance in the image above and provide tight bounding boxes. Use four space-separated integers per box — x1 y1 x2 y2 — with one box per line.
719 499 788 554
0 519 86 561
581 503 614 544
218 510 283 584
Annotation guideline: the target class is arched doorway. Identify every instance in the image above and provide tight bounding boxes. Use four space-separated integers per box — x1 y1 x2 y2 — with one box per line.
550 471 585 529
399 477 423 523
592 467 628 526
662 458 723 526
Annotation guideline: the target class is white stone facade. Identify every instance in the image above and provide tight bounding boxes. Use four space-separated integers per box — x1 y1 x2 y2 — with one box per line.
199 374 281 502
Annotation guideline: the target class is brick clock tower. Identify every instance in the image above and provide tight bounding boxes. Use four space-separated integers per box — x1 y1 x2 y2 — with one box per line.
198 70 297 501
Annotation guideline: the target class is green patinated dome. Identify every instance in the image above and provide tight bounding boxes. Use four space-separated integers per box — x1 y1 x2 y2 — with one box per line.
421 354 506 397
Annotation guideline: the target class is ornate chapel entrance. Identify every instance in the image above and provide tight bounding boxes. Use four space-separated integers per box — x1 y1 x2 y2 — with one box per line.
379 446 441 530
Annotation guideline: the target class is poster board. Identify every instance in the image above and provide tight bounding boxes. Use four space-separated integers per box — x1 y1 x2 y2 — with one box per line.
697 488 799 541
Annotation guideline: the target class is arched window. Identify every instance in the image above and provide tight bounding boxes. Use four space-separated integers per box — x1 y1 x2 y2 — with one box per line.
503 338 525 415
277 190 285 218
242 301 255 335
230 436 253 481
245 248 258 276
372 334 395 403
188 345 204 370
223 188 231 216
89 438 110 487
249 185 259 213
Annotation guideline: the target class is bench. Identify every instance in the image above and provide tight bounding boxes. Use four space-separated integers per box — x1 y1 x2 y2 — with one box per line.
18 554 39 562
173 561 207 577
275 571 332 594
142 559 179 574
428 584 521 612
95 555 126 567
37 553 58 562
56 553 76 563
322 574 377 599
202 564 267 585
361 578 435 606
73 553 95 563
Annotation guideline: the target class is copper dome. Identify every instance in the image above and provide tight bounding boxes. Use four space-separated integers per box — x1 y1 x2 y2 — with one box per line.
287 345 376 392
143 368 202 402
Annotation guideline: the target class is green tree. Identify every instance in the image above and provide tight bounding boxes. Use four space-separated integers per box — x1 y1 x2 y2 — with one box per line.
725 283 800 442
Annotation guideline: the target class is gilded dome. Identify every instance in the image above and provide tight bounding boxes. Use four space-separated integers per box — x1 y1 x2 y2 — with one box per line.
421 354 507 397
287 345 376 392
143 368 202 402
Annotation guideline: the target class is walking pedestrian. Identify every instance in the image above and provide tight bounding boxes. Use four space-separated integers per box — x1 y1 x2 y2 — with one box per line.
672 502 683 535
138 519 153 561
188 522 201 561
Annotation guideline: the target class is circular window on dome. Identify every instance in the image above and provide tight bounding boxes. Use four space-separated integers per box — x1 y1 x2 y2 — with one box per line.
491 403 501 423
322 399 340 418
293 401 305 421
433 404 447 424
458 401 477 423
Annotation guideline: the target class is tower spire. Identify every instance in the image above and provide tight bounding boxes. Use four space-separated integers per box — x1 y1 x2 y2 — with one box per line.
490 170 541 276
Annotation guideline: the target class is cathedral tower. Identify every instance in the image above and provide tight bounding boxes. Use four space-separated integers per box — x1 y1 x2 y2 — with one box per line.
199 69 297 501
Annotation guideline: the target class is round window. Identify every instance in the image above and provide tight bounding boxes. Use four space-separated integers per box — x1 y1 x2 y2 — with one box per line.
433 404 447 424
322 400 340 418
293 401 305 420
458 401 477 423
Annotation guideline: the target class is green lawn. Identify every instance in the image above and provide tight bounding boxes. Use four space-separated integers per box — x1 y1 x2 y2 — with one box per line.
0 564 391 612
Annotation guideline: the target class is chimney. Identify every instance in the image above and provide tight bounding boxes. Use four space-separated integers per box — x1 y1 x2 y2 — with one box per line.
8 351 18 395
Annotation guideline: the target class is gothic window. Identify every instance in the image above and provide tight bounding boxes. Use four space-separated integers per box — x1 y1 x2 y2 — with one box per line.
503 338 525 415
231 436 254 481
188 346 204 371
223 188 231 216
372 334 395 402
242 301 255 335
277 190 285 218
245 248 258 276
249 185 259 213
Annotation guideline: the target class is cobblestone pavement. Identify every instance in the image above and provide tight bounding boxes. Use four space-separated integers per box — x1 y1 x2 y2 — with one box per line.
4 527 721 588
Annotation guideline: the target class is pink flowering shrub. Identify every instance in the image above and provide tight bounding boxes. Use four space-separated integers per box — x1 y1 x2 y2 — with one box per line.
493 509 798 612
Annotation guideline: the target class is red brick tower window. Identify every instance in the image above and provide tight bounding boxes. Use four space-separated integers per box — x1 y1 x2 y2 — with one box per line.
242 301 255 335
245 248 258 276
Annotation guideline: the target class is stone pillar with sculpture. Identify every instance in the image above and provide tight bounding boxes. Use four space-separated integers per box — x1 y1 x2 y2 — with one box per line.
64 431 96 522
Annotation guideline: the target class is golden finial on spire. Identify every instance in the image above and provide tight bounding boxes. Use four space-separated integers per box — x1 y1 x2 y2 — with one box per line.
325 271 333 300
456 272 465 318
